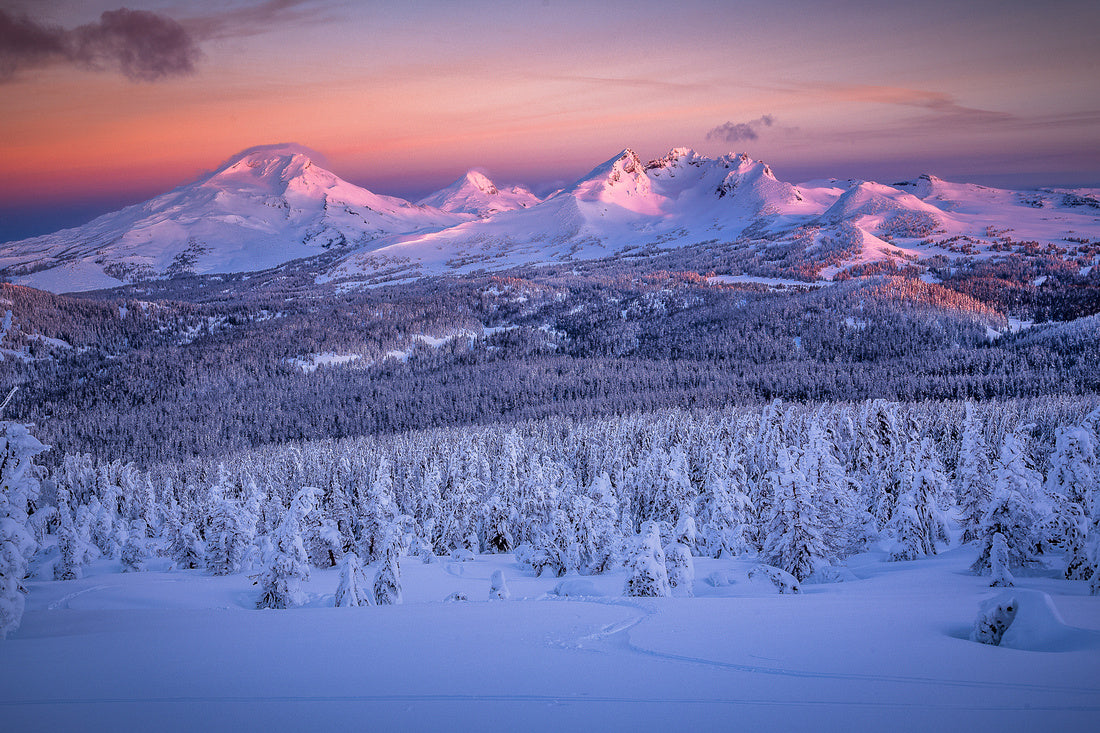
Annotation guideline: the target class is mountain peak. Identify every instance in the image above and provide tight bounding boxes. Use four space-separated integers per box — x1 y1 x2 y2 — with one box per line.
462 170 498 195
418 169 538 216
205 143 336 194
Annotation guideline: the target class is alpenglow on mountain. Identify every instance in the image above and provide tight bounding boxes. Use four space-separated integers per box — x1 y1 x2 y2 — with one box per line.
2 144 1098 293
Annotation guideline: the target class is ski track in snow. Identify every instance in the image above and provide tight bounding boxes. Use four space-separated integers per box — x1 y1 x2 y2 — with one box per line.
553 595 1100 700
0 694 1096 712
46 584 118 610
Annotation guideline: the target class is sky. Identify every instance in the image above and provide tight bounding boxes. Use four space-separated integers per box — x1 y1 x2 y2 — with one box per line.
1 0 1099 242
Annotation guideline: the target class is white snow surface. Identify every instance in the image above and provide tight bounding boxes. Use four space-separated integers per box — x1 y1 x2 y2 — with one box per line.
4 145 1100 292
3 545 1098 732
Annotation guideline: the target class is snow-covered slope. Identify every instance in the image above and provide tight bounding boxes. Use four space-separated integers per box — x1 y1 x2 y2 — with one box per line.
4 145 1099 293
0 144 470 291
418 170 540 217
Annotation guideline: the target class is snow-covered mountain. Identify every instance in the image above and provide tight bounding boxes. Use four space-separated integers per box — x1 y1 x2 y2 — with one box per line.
4 145 1099 293
417 170 540 217
0 144 469 292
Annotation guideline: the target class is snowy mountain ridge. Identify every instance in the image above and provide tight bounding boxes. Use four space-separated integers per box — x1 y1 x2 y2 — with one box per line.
2 144 1099 293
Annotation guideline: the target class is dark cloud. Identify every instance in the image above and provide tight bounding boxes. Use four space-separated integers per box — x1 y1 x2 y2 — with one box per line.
0 8 200 82
0 9 67 80
70 9 201 81
706 115 776 143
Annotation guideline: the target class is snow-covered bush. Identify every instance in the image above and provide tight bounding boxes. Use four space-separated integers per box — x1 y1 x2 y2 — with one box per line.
748 564 800 594
489 569 511 600
970 596 1018 646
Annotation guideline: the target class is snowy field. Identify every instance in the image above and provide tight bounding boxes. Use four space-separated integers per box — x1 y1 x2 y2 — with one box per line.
4 546 1098 732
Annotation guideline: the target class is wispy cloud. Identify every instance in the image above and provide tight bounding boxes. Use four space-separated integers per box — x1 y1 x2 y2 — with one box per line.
0 7 200 82
182 0 340 41
824 84 1015 126
539 74 711 92
706 115 776 142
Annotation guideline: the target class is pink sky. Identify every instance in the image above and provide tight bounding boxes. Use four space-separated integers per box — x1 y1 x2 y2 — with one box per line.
1 0 1098 240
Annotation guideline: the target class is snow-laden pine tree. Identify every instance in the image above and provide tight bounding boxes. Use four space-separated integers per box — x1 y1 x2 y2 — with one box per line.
852 400 902 531
53 489 82 581
763 446 826 582
1 422 48 639
700 447 754 558
989 532 1014 587
665 515 696 597
1044 425 1097 579
1087 513 1100 595
957 402 993 544
334 552 372 607
176 521 205 570
119 519 146 573
437 446 481 553
800 416 861 560
482 494 515 554
303 515 345 569
373 531 403 605
357 457 398 563
578 472 621 575
971 427 1044 574
624 522 671 597
530 508 579 577
889 437 942 561
256 487 317 609
205 485 250 576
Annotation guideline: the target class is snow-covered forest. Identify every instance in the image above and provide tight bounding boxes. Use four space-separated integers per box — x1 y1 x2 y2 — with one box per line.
5 397 1098 621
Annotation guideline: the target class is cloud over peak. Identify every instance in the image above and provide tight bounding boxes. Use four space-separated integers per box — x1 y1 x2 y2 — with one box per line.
706 115 776 143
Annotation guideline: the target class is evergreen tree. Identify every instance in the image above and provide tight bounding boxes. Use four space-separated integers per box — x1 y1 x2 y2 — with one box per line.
334 552 372 607
801 417 861 560
256 487 317 609
1045 425 1097 579
373 532 403 605
119 520 146 573
763 446 826 582
701 448 754 558
989 532 1014 587
357 457 397 563
482 494 515 554
1 422 47 639
889 438 941 561
971 428 1044 574
53 489 82 581
205 488 249 576
665 516 696 597
624 522 671 597
957 402 993 544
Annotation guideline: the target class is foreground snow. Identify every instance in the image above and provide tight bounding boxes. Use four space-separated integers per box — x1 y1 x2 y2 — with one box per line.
3 546 1098 732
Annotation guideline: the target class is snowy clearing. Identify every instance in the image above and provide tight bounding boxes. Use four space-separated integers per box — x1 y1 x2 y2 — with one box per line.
4 546 1098 732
